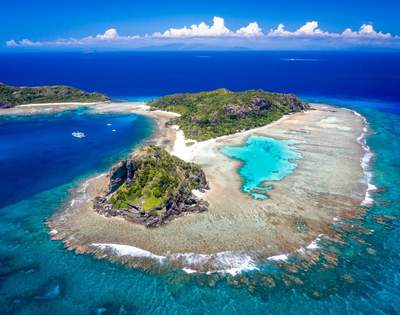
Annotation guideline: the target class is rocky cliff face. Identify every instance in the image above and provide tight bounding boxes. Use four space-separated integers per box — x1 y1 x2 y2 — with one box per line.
94 146 209 228
224 94 308 119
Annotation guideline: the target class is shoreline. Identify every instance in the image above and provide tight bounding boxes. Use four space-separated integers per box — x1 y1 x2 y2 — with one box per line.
352 110 377 206
42 101 372 274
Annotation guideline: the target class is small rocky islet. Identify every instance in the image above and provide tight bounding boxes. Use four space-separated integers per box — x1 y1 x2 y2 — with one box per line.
94 145 209 227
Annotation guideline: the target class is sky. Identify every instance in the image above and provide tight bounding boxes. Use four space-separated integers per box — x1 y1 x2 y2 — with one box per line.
2 0 400 51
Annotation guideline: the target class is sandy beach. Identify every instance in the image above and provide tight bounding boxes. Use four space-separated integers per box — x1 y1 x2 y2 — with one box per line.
42 101 370 273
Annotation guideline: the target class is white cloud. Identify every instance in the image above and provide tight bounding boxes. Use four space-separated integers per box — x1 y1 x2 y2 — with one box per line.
236 22 263 37
295 21 329 36
19 39 43 46
155 17 263 38
155 16 231 38
269 21 332 37
269 21 394 40
96 28 119 40
268 24 291 37
6 28 141 47
6 40 18 47
5 17 397 49
342 24 392 39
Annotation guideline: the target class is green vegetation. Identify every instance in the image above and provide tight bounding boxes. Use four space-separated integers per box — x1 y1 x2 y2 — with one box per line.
0 83 109 108
149 89 308 141
109 146 208 214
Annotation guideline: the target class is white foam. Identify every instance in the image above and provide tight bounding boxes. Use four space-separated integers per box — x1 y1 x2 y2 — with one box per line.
92 243 260 275
172 252 209 265
306 234 324 250
90 238 330 275
172 251 259 276
267 254 289 261
213 252 259 276
353 110 376 206
92 243 166 262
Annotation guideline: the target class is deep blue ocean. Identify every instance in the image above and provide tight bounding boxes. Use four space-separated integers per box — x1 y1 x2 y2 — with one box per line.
0 52 400 314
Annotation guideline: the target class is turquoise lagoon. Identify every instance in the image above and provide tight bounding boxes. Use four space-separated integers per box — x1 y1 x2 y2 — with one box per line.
220 136 301 199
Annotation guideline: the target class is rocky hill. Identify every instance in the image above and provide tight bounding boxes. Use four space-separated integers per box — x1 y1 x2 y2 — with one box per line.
0 84 109 108
149 89 309 140
94 145 209 227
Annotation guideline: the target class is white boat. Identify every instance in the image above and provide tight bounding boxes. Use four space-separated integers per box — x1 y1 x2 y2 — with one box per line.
72 131 86 138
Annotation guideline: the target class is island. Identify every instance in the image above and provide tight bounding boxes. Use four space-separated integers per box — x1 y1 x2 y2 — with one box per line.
30 88 370 274
149 89 309 140
0 83 108 108
94 145 209 228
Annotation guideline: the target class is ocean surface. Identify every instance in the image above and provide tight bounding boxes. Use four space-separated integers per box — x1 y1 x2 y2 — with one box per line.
0 52 400 314
220 136 301 199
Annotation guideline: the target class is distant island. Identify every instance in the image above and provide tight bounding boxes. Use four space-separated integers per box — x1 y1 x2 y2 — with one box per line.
149 89 309 140
0 83 108 108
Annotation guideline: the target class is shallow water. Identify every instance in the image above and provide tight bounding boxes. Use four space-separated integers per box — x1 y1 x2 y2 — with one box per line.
220 136 301 199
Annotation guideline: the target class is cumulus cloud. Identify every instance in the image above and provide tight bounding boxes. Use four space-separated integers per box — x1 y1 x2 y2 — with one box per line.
269 21 394 40
154 17 263 38
154 16 231 37
269 21 332 37
7 28 141 47
9 38 44 47
342 24 392 39
236 22 263 37
295 21 329 36
268 24 291 37
96 28 119 40
6 40 18 47
5 17 397 49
